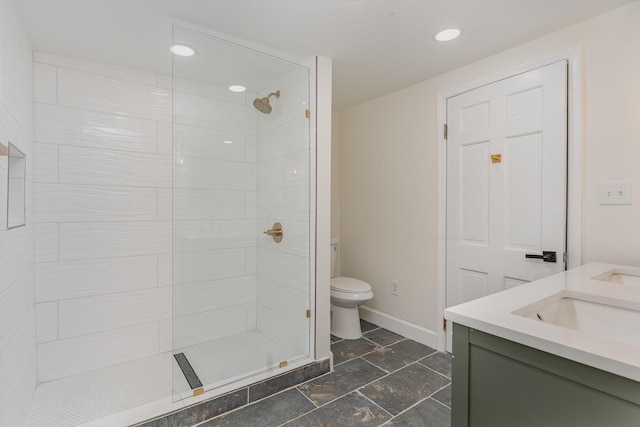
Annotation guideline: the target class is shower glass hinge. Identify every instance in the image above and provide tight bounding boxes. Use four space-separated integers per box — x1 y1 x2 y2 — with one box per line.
193 387 204 397
306 309 311 318
306 109 311 118
279 361 288 368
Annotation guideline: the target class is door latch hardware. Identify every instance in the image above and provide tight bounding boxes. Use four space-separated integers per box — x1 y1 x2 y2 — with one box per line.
525 251 557 263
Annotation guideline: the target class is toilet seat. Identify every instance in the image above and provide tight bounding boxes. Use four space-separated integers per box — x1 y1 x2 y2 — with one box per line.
330 277 372 293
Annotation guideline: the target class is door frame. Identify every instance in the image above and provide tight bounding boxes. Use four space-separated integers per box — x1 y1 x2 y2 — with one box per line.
436 46 583 352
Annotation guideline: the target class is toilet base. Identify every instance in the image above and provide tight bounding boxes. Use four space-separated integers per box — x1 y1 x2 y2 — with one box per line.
331 304 363 339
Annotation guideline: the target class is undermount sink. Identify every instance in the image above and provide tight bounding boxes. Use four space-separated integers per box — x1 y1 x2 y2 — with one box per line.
591 268 640 286
512 291 640 348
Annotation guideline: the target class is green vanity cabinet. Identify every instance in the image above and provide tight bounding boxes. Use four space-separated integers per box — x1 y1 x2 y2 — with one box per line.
451 323 640 427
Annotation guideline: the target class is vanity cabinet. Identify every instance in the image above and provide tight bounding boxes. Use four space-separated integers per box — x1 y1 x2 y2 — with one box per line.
451 323 640 427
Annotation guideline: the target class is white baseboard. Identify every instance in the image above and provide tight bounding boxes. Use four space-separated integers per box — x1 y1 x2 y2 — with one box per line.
359 306 438 349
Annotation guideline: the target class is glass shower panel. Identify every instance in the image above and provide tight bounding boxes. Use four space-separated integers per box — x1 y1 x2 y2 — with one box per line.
171 26 313 401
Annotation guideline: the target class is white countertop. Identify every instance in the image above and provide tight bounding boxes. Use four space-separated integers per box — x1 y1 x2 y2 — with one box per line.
445 263 640 381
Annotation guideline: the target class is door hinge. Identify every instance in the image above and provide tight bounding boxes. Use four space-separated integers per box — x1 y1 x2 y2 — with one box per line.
305 109 311 118
443 318 447 331
306 309 311 318
444 123 448 139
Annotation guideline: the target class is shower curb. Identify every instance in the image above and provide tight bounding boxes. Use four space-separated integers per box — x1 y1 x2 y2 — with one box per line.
134 358 330 427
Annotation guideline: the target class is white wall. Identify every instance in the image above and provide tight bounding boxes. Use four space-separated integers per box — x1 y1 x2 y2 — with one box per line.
33 53 174 381
338 1 640 336
0 0 36 424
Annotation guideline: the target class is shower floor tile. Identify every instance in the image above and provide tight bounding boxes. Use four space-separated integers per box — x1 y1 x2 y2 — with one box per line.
26 352 189 427
26 330 299 426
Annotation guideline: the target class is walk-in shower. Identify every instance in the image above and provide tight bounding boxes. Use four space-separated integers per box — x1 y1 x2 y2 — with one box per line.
170 26 315 401
25 25 317 426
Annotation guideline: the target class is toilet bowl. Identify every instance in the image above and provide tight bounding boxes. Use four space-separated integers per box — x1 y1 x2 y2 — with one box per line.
330 239 374 339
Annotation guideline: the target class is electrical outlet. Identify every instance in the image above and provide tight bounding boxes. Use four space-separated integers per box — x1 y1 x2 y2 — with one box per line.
599 181 632 205
391 280 399 296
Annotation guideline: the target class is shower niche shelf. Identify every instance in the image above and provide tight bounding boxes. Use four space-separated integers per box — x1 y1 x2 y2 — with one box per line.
5 142 26 229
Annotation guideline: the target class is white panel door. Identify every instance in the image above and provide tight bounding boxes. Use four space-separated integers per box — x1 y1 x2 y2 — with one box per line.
446 61 568 350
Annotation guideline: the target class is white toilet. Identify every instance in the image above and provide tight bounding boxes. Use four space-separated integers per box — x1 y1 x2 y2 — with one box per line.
330 238 374 339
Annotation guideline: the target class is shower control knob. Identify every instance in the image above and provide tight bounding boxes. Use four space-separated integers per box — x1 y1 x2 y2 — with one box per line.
263 222 283 243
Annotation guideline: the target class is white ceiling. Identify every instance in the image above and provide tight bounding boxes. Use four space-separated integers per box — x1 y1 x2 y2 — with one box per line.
15 0 637 109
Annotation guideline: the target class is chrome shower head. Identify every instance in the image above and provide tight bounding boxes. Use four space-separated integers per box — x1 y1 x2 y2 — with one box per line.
253 90 280 114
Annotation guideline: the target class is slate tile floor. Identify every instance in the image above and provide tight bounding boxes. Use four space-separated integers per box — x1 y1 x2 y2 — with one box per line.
197 320 451 426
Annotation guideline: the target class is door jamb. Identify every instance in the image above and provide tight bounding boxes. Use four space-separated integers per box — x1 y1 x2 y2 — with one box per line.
436 46 582 352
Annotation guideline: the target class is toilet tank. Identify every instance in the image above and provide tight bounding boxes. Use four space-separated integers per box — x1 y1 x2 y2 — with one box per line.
330 238 339 278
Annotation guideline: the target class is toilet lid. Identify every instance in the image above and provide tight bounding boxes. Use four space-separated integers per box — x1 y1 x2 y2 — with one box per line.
330 277 372 293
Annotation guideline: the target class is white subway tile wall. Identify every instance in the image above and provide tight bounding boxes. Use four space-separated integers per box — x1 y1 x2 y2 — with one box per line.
37 323 160 382
32 50 279 381
33 53 177 381
34 302 58 343
0 0 36 425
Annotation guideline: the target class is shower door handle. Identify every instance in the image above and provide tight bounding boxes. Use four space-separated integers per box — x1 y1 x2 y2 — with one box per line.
525 251 557 263
263 222 283 243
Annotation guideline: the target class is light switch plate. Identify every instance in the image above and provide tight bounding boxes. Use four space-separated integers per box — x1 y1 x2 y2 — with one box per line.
599 181 632 205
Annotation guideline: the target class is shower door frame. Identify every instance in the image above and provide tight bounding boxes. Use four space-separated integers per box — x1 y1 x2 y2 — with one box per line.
169 24 332 402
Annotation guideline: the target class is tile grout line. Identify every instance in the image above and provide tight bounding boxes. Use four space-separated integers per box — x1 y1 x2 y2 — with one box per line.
199 329 450 426
428 381 453 409
382 396 441 424
371 360 453 424
334 334 413 367
284 357 386 413
281 381 393 426
431 394 452 410
295 385 320 409
355 389 395 420
353 358 452 421
415 358 452 381
202 371 327 426
287 356 451 427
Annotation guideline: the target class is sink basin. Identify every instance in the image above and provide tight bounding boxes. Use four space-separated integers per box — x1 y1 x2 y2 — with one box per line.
513 291 640 348
591 268 640 286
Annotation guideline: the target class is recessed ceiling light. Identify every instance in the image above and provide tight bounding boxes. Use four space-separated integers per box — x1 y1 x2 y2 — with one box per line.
223 140 233 144
434 28 461 42
228 85 246 93
170 44 196 57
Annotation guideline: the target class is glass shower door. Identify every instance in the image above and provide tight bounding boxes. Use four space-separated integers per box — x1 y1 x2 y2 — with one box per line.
170 26 314 400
